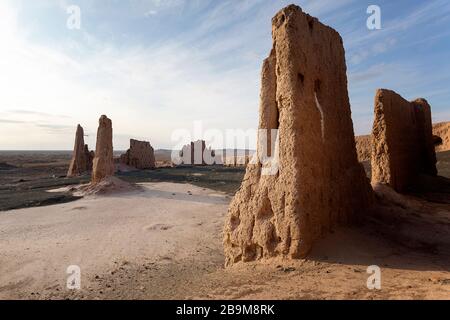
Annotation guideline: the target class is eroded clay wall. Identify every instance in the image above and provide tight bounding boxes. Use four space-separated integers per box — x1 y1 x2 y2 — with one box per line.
92 115 114 183
223 5 373 266
371 90 437 192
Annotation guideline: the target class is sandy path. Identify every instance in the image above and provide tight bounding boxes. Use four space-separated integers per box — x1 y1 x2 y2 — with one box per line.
0 182 449 300
0 182 229 299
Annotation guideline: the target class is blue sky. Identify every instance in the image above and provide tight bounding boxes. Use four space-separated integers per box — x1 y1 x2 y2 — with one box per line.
0 0 449 150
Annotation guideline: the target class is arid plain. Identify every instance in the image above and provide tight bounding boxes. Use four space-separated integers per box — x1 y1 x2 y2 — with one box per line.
0 148 449 299
1 4 450 301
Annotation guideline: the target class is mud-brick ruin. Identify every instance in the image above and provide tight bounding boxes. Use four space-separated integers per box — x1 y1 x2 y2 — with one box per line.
180 140 215 165
67 125 94 177
356 122 450 163
223 5 373 266
92 115 114 183
120 139 156 169
371 89 437 192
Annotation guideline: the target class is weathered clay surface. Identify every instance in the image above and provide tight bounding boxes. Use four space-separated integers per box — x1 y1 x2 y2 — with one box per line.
433 122 450 152
223 5 373 266
371 89 437 192
355 135 371 162
92 115 114 183
356 121 449 161
67 125 94 177
180 140 215 165
120 139 155 169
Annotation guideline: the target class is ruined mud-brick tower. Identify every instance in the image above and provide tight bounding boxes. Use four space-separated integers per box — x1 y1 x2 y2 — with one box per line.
180 140 214 165
67 125 93 177
223 5 373 266
120 139 156 169
371 89 437 192
92 115 114 183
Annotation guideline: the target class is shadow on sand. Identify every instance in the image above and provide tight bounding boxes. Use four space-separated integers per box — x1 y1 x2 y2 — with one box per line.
310 175 450 273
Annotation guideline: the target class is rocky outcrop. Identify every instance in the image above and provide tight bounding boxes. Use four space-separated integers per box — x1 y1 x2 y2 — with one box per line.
67 125 94 177
180 140 215 165
120 139 155 169
92 115 114 183
371 89 437 192
223 5 373 266
433 122 450 152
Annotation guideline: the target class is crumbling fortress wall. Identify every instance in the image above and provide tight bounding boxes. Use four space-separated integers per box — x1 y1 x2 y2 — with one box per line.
92 115 114 183
120 139 155 169
356 121 449 162
371 89 437 192
67 125 94 177
223 5 373 266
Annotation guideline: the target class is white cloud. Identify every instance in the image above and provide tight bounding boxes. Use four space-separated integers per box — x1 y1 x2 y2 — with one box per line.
145 10 157 16
0 0 260 150
1 0 448 149
350 38 397 65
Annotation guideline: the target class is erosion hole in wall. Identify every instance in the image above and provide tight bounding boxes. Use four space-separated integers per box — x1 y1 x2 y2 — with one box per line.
298 72 305 84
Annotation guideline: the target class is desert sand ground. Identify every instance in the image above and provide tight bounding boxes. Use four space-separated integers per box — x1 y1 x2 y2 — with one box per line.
0 182 229 299
1 178 449 300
